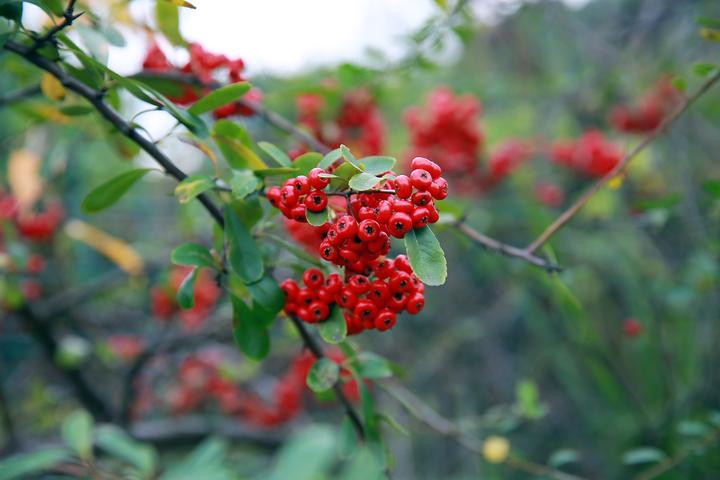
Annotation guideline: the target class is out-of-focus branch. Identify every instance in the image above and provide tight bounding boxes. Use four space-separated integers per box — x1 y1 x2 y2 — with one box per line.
0 85 41 107
28 0 82 55
526 70 720 254
133 71 331 154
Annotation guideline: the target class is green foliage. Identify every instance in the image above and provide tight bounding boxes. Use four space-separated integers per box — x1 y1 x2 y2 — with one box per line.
95 425 158 477
171 243 217 269
176 267 199 309
188 82 251 116
174 175 216 204
61 410 93 460
231 296 271 360
0 448 70 480
307 358 340 392
81 168 153 213
403 226 447 286
306 206 330 226
319 306 347 344
258 141 293 167
224 206 264 283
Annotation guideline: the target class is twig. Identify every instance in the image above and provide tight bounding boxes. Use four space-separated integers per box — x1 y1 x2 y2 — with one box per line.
526 70 720 254
0 85 41 107
4 40 225 227
455 221 562 272
632 426 720 480
133 71 331 154
289 316 365 440
28 0 82 55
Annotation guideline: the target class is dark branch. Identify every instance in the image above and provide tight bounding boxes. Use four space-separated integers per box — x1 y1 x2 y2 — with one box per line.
0 85 41 107
28 0 81 55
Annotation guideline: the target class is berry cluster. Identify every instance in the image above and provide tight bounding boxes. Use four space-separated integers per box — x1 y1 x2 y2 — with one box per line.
610 77 682 134
151 266 221 331
0 191 64 242
133 349 358 427
551 130 623 178
142 41 262 118
281 257 425 335
268 157 447 274
487 139 535 181
404 86 484 176
290 89 386 159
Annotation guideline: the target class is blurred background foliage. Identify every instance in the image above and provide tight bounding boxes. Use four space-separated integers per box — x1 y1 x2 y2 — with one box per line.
1 0 720 478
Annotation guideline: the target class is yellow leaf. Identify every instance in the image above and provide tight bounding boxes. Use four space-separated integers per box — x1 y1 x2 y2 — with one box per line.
41 72 66 101
180 136 221 177
64 219 145 276
700 28 720 42
167 0 196 9
607 175 624 189
8 149 44 215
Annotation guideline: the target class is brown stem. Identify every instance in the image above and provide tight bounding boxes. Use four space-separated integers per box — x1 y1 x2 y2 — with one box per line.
526 70 720 254
28 0 81 55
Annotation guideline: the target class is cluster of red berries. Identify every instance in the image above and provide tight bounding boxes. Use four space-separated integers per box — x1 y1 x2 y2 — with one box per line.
150 266 221 331
142 41 262 118
281 257 425 335
268 157 448 274
486 138 535 183
290 89 386 159
551 130 623 178
610 76 682 134
404 86 484 176
133 349 358 427
0 191 64 242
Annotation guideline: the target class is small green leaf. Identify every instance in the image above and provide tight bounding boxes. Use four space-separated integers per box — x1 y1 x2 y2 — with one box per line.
329 162 357 190
0 447 71 480
189 82 251 115
246 274 285 322
340 144 362 170
156 0 185 46
224 206 264 283
622 447 666 465
703 179 720 198
404 226 447 286
697 16 720 29
306 207 330 227
319 307 347 344
672 76 687 92
174 175 216 204
319 148 342 169
307 358 340 392
349 172 382 191
293 152 324 175
356 352 392 379
213 120 266 170
230 170 261 199
231 296 270 360
264 426 337 480
253 167 299 177
59 105 94 116
171 243 216 269
338 418 359 459
376 412 409 436
258 141 292 167
177 267 199 309
95 425 157 477
693 62 717 77
360 156 396 175
81 168 153 213
62 410 93 460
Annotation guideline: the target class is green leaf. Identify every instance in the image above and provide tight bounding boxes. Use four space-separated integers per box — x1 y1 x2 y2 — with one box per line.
174 175 216 204
360 156 396 175
27 0 64 16
357 352 392 379
329 162 357 190
0 447 71 480
693 62 717 77
81 168 153 213
293 152 323 175
672 76 687 92
306 207 330 227
231 296 270 360
188 82 251 115
319 307 347 344
171 243 216 269
0 2 22 22
96 425 157 477
349 172 382 191
59 105 94 116
697 16 720 29
307 358 340 392
703 179 720 198
160 437 231 480
622 447 666 465
177 267 199 309
548 449 580 468
338 417 359 459
62 410 93 460
230 170 261 199
319 148 342 169
515 379 546 419
246 274 285 322
377 412 409 436
156 0 185 46
634 193 681 211
212 120 266 170
258 141 292 167
700 27 720 42
224 207 264 283
265 426 337 480
404 226 447 286
341 144 362 170
253 167 299 177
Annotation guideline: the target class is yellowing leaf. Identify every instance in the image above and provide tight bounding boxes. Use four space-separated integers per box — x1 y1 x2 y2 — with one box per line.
166 0 196 9
607 175 624 189
700 28 720 42
41 72 66 101
64 220 144 276
8 149 44 215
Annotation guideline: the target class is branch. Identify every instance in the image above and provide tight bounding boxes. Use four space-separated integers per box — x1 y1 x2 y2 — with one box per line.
0 84 41 107
134 71 331 154
4 40 225 227
288 316 365 440
28 0 82 55
454 221 561 272
526 70 720 254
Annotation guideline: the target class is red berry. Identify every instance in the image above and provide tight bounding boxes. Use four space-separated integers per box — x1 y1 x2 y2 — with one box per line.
358 219 380 242
302 268 324 289
280 279 300 301
353 301 378 322
394 255 412 273
368 280 390 304
266 186 282 207
389 271 413 293
412 191 433 206
348 274 370 295
375 309 397 331
377 201 392 223
388 212 412 238
336 288 358 309
406 293 425 315
324 273 343 294
335 215 358 239
429 177 449 200
410 157 442 179
358 207 376 221
290 205 307 222
394 175 412 199
373 259 394 278
291 175 311 195
623 318 643 337
297 288 315 306
393 199 414 214
308 301 330 322
412 206 430 228
326 227 342 246
305 190 328 212
308 167 330 189
387 292 407 312
280 186 298 207
410 169 433 191
319 241 338 261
